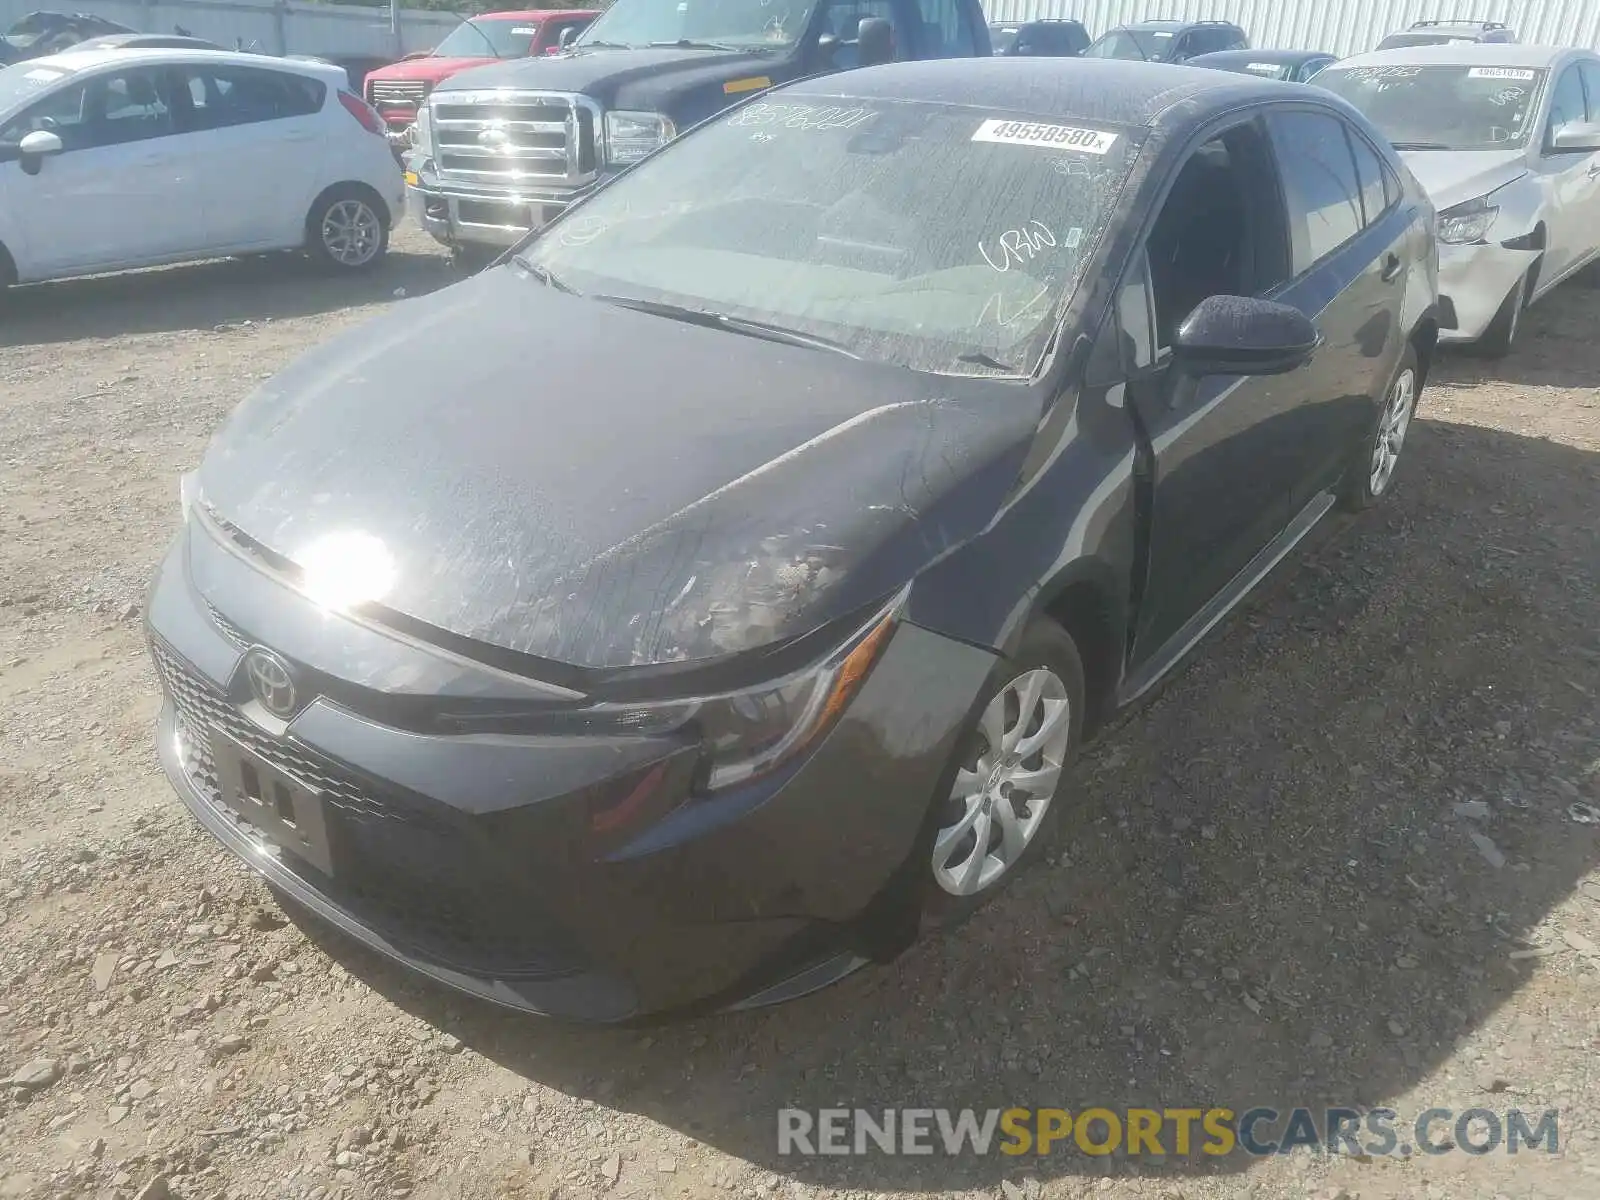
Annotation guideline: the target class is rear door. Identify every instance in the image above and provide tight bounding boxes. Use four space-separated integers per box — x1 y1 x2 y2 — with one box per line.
0 65 201 276
172 63 329 252
1265 108 1410 505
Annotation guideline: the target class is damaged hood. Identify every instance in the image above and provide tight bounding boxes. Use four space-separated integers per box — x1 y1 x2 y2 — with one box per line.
1399 147 1528 212
197 266 1043 672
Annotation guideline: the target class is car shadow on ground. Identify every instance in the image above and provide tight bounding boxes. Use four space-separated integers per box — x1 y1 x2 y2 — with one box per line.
0 245 460 348
298 416 1600 1190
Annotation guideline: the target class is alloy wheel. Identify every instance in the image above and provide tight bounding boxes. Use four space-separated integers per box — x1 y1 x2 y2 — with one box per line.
321 199 381 268
1369 365 1415 497
932 668 1072 897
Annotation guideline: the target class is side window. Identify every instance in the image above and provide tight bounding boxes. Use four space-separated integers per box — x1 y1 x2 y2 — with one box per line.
87 69 175 147
913 0 977 58
188 66 324 128
0 82 89 151
1145 122 1292 347
1380 159 1401 210
1580 61 1600 122
1118 253 1157 370
1227 33 1249 51
1545 65 1586 149
818 0 900 66
1266 110 1365 274
1344 126 1389 226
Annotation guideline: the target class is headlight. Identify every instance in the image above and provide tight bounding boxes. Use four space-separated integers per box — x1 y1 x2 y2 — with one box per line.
412 105 434 157
1437 196 1499 246
604 109 675 165
179 471 198 524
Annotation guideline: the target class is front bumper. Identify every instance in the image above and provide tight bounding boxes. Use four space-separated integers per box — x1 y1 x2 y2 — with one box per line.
145 521 996 1021
1437 239 1541 343
406 161 609 249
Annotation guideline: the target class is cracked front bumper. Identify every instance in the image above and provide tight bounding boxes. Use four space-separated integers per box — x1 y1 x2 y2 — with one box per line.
1437 240 1542 344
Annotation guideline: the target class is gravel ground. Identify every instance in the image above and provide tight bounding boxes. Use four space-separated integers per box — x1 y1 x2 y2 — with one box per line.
2 225 1598 1200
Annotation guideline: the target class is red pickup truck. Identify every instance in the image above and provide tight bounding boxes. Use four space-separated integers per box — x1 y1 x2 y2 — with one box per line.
363 9 599 153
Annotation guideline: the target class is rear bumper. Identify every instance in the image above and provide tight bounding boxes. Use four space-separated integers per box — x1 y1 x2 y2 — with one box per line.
1437 240 1540 343
145 523 996 1020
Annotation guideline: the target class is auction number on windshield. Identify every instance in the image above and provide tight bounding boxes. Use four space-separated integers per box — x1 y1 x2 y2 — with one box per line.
972 119 1118 154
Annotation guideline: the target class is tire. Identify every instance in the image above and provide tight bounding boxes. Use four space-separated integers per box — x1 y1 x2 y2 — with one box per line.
304 185 388 272
921 617 1086 929
448 244 499 274
1340 343 1419 512
1475 266 1530 358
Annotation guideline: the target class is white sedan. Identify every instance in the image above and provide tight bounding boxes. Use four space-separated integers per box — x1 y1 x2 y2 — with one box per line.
0 47 405 287
1317 44 1600 356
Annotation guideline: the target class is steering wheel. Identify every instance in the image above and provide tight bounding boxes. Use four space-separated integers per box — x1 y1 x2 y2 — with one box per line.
36 115 59 130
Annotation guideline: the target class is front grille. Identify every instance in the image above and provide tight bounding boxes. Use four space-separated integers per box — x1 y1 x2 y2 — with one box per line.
430 89 599 188
152 640 581 979
367 79 430 107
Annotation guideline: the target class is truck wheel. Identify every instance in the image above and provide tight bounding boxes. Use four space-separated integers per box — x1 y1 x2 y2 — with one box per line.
921 617 1085 930
305 185 388 272
448 245 499 274
1475 266 1531 358
1340 343 1419 512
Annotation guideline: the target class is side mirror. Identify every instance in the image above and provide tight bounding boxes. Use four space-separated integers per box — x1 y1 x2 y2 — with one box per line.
558 25 578 50
18 128 63 174
1173 295 1320 376
1550 120 1600 153
855 16 893 67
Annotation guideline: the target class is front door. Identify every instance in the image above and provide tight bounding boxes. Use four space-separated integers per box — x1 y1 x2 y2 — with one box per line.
1533 63 1598 288
0 65 201 277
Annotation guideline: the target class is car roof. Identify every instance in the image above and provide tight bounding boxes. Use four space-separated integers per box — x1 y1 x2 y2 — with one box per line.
1330 42 1579 70
28 46 351 82
1114 18 1241 32
474 9 598 18
1188 48 1330 66
782 56 1296 130
988 17 1085 26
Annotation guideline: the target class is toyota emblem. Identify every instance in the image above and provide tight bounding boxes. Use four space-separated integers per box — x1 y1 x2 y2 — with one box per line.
243 647 299 718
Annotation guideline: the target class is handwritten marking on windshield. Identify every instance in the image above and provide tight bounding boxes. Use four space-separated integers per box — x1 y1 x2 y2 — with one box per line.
727 102 874 131
979 279 1054 328
558 215 609 247
1340 65 1422 81
1486 86 1525 107
979 220 1057 273
1052 156 1094 179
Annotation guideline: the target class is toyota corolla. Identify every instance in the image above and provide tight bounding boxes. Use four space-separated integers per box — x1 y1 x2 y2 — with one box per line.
148 57 1441 1022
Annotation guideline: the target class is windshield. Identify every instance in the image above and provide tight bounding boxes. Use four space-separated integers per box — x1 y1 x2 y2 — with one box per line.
521 96 1136 375
1317 63 1545 151
432 16 541 58
1083 29 1171 61
1377 33 1482 49
989 26 1019 53
577 0 812 50
0 62 71 115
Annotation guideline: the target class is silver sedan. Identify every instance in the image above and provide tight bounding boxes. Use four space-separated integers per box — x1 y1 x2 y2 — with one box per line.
1317 44 1600 356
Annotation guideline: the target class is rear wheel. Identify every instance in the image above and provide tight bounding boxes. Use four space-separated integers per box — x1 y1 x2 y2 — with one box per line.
305 185 388 272
922 618 1085 928
1476 266 1531 358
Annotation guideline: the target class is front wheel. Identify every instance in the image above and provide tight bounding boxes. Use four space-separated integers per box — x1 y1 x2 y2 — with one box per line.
922 618 1085 928
305 186 388 272
1476 266 1531 358
1340 344 1419 512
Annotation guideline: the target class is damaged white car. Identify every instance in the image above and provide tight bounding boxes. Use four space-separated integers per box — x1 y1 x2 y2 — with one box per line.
1319 44 1600 356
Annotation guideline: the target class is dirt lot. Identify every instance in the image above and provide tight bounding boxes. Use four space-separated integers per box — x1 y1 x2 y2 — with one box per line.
1 224 1598 1200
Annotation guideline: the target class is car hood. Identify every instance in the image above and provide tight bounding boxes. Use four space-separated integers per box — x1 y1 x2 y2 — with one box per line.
435 44 780 111
196 267 1043 674
366 56 500 84
1399 148 1528 211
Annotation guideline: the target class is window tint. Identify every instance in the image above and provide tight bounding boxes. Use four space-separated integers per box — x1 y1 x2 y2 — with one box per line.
1546 65 1586 148
915 0 977 56
1267 110 1365 273
0 81 87 149
1345 127 1388 225
1 69 178 151
1381 159 1400 209
1188 27 1232 55
180 66 323 129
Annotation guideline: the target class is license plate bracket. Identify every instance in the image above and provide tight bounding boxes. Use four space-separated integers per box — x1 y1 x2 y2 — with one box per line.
211 733 336 876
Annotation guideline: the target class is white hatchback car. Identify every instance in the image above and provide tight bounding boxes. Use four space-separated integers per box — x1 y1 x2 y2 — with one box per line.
1317 45 1600 356
0 48 406 286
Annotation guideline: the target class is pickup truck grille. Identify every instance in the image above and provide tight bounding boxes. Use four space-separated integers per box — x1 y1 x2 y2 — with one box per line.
368 79 430 107
430 89 599 189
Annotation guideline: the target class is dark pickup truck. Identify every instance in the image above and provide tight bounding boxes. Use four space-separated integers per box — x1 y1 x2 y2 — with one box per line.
405 0 992 255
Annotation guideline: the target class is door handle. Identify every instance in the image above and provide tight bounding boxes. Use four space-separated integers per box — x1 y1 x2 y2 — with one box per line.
1379 253 1402 283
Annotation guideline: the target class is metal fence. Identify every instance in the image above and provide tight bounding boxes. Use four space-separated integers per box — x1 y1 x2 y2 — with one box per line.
979 0 1600 58
0 0 462 57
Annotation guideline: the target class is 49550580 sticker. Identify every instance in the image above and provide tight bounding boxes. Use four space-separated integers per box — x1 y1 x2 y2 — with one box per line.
972 119 1118 154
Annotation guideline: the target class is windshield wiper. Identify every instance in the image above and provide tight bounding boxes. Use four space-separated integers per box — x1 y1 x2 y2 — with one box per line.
577 39 633 48
513 256 580 294
648 38 747 50
596 295 859 357
955 351 1021 374
1391 140 1452 151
